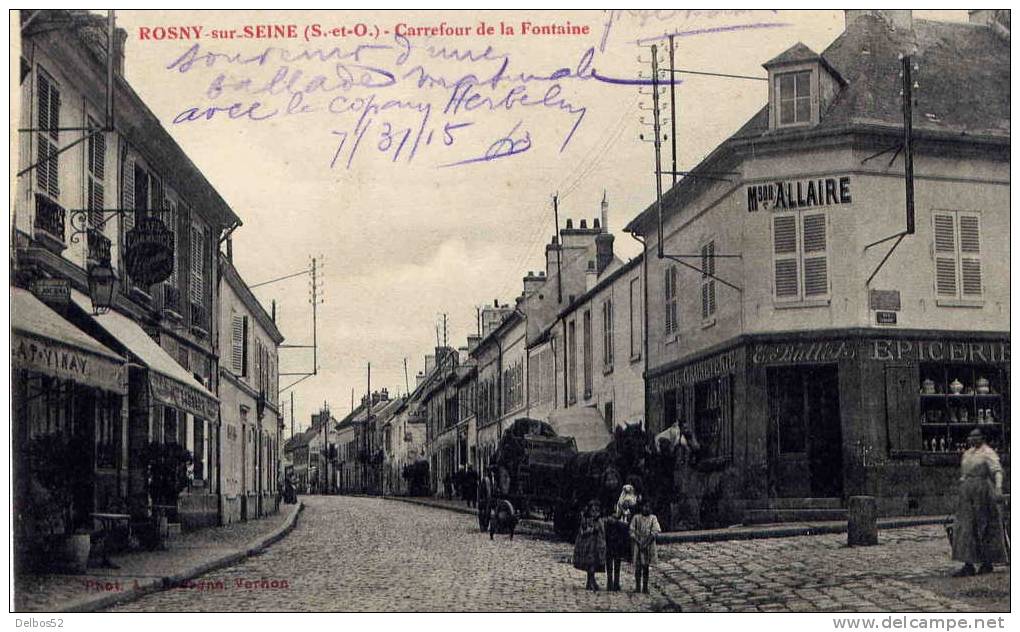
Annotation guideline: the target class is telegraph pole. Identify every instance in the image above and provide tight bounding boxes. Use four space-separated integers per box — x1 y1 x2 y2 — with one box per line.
310 257 318 375
404 358 410 395
365 362 371 493
553 195 563 304
290 391 294 439
668 34 678 186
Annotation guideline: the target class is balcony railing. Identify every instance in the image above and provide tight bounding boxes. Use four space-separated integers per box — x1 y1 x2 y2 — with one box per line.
34 193 66 251
87 228 111 265
164 284 181 315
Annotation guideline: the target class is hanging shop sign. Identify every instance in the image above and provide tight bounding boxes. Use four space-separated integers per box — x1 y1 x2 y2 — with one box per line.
747 176 851 212
124 216 175 286
12 332 127 394
30 278 71 306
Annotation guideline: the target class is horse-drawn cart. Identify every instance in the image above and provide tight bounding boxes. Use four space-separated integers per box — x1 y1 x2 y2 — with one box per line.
477 418 577 534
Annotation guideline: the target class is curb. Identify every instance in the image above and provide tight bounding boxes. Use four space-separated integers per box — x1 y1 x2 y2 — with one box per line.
384 496 555 535
656 515 952 544
53 502 304 613
384 496 950 544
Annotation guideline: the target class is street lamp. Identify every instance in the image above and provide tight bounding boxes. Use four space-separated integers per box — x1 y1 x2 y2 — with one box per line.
86 263 117 314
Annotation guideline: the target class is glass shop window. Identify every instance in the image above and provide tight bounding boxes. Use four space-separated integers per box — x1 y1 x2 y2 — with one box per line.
919 363 1010 454
693 376 733 460
96 394 121 469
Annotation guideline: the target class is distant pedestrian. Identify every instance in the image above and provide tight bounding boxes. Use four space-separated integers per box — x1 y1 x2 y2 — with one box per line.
464 465 479 508
951 428 1008 576
573 500 606 591
283 476 297 504
630 499 661 594
489 498 518 541
443 473 452 499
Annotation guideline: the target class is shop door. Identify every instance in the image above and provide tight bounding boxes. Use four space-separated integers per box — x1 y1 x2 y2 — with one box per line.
805 367 843 498
768 366 843 498
72 385 97 530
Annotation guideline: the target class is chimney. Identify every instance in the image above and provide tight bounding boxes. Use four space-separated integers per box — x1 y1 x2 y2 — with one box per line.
601 191 609 233
523 270 546 297
271 299 276 323
844 10 912 32
595 232 615 275
586 260 598 292
969 10 1011 40
545 236 561 280
467 334 481 352
226 236 233 261
415 371 426 388
425 354 435 374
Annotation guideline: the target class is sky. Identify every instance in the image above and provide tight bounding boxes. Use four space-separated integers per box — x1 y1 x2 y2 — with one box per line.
108 9 967 434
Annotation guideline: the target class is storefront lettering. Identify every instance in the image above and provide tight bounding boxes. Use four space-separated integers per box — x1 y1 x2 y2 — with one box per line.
747 176 851 212
751 341 855 365
652 349 740 392
870 339 1009 364
150 371 219 420
11 333 126 393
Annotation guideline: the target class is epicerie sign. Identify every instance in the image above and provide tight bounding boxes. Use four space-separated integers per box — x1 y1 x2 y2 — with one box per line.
747 176 852 212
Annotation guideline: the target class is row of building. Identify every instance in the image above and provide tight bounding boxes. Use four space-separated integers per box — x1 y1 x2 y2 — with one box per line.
12 9 286 546
288 10 1010 528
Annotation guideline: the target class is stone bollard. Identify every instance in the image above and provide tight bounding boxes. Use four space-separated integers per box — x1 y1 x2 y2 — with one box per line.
847 495 878 546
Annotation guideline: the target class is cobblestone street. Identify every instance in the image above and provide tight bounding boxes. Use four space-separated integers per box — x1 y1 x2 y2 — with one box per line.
109 495 666 612
106 496 1009 613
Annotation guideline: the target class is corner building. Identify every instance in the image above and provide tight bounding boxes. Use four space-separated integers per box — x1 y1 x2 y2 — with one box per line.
625 11 1009 528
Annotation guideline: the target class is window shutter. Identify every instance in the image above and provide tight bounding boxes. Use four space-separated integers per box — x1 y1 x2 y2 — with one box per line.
165 200 178 286
242 316 249 377
801 213 828 297
701 242 716 318
932 213 957 297
35 72 60 198
773 215 799 298
663 268 672 334
958 213 982 297
122 157 135 230
231 316 244 374
190 225 204 304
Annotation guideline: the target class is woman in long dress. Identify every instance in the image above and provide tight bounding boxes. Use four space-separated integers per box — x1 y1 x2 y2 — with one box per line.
573 500 607 591
952 428 1008 576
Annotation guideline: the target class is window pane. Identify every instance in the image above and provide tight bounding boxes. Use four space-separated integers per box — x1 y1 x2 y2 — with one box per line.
795 97 811 122
795 71 811 97
779 74 794 98
780 100 795 124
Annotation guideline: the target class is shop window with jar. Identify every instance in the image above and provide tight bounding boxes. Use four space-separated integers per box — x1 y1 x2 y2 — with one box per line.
919 363 1009 456
692 375 734 463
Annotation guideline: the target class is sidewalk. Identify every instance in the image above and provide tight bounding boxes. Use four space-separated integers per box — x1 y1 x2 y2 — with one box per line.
14 502 303 613
383 495 950 542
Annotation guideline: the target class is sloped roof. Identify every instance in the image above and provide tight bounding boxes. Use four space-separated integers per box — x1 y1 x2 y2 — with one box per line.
626 15 1009 234
764 41 821 66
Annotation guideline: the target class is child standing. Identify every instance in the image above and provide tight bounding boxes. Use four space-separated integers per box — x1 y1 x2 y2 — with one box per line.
573 500 607 591
630 500 661 594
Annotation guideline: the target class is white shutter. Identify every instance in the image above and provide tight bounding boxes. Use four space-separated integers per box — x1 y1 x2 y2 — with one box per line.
773 215 799 299
663 268 673 334
190 225 204 305
35 71 60 198
933 213 958 297
958 213 982 297
801 213 828 297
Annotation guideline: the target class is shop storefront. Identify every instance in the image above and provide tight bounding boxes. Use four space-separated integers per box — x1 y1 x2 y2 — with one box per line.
67 291 221 528
646 330 1010 528
12 288 128 543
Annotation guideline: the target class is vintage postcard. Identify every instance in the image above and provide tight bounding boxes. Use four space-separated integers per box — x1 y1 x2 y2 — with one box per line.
8 8 1011 621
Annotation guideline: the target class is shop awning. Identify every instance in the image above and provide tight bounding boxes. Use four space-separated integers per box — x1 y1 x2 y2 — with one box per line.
70 290 218 419
547 407 613 452
11 287 128 394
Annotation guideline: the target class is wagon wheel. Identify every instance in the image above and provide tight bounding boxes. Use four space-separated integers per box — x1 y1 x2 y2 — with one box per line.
477 483 491 531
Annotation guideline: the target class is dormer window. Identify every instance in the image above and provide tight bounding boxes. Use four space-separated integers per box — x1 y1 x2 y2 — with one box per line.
777 70 812 126
763 42 846 132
